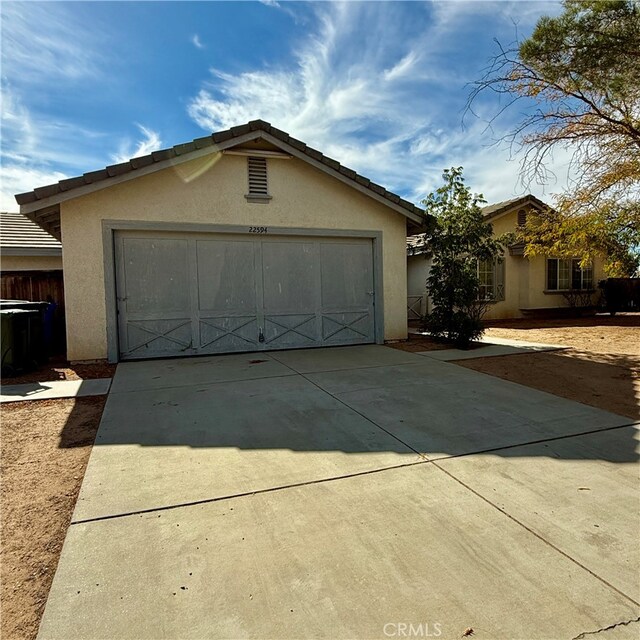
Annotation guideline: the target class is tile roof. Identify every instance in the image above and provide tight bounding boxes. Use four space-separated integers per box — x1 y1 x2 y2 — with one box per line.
481 194 549 219
16 120 426 239
0 211 62 255
406 194 550 253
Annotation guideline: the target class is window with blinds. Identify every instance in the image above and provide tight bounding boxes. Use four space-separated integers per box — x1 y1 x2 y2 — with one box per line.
246 156 270 201
546 258 593 290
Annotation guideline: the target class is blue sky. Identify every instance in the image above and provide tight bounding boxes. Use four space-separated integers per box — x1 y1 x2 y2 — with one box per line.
1 1 567 212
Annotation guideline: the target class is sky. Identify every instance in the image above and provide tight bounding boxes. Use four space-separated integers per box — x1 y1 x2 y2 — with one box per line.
0 0 568 212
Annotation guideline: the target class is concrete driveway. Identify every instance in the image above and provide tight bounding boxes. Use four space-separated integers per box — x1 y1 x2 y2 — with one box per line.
39 346 639 639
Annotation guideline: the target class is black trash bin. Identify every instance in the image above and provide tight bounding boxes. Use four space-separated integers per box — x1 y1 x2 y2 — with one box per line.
1 308 44 376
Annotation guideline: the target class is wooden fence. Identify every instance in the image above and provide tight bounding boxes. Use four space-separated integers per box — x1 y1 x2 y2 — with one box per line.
1 270 66 353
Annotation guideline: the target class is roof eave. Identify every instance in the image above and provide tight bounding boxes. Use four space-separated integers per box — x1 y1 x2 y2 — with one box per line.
483 195 552 222
0 246 62 257
17 122 426 232
17 129 260 215
256 131 425 226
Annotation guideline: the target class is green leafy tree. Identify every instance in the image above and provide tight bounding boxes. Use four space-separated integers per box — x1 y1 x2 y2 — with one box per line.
468 0 640 275
418 168 505 348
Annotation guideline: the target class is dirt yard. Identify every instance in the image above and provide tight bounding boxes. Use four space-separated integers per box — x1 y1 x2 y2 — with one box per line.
461 350 639 419
463 314 639 420
4 358 116 385
484 313 639 356
1 397 105 640
396 314 639 419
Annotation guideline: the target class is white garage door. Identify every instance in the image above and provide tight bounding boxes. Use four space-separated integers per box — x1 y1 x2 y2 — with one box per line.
114 231 377 360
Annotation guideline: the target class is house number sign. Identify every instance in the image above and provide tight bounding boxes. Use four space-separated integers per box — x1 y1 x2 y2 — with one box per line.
248 226 268 234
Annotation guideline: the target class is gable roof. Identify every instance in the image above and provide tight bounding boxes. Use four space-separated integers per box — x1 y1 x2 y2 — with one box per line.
406 193 551 255
481 194 550 221
0 211 62 256
15 120 426 239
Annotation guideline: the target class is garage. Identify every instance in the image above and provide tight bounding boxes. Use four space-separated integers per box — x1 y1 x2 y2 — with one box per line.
115 231 377 359
16 120 426 363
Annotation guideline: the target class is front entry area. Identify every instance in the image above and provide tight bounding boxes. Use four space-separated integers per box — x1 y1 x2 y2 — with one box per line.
114 230 377 360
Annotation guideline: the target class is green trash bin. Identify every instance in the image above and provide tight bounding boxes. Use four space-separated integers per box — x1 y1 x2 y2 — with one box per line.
1 308 44 377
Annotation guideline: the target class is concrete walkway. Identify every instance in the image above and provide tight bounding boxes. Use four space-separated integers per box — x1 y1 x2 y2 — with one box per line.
38 346 639 639
409 330 566 362
0 378 111 403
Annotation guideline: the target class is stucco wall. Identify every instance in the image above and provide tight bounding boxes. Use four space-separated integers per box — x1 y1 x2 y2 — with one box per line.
61 152 409 361
406 206 607 321
0 254 63 272
526 254 606 310
407 254 430 316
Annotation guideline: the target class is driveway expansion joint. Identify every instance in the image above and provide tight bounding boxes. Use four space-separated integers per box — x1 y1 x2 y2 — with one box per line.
69 458 432 526
109 371 299 395
267 352 428 458
571 616 640 640
427 420 640 462
431 460 640 608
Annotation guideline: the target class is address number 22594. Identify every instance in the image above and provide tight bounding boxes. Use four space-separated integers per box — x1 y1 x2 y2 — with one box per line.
249 226 268 234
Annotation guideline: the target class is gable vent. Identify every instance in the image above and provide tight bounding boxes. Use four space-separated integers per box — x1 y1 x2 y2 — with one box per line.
247 156 270 200
517 209 527 226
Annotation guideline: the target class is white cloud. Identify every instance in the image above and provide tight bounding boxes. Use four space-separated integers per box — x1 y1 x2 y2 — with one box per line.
187 1 568 206
383 51 420 82
0 2 104 85
0 165 68 212
111 125 162 164
191 34 205 49
1 88 37 163
188 4 428 155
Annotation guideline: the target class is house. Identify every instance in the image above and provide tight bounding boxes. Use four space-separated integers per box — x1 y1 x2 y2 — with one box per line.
15 120 426 362
0 211 62 271
407 195 606 321
0 211 64 307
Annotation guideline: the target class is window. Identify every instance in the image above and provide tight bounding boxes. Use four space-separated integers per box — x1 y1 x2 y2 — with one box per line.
245 156 271 202
477 258 505 301
546 258 593 291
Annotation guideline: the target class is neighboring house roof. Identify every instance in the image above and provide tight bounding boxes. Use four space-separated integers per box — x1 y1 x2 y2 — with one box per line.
406 235 426 255
481 194 549 221
406 194 551 255
0 211 62 256
15 120 427 239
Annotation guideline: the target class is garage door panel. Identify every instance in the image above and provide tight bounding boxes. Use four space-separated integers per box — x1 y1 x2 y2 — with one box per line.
199 316 260 353
125 318 193 358
196 240 256 313
262 242 317 313
320 242 375 344
263 313 319 349
322 311 373 344
320 242 373 311
122 238 190 314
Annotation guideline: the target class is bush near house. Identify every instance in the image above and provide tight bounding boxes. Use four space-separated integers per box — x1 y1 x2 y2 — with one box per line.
418 167 505 348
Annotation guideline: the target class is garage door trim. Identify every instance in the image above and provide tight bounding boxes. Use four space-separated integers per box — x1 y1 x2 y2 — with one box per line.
102 221 384 363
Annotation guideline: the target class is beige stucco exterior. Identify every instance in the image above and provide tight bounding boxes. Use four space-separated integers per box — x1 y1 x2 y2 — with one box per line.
407 254 431 317
60 151 410 361
407 205 606 321
0 254 63 272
